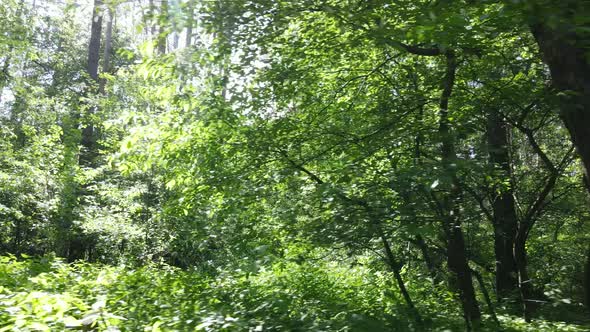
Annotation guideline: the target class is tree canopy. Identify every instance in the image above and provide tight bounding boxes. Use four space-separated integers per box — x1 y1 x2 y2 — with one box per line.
0 0 589 331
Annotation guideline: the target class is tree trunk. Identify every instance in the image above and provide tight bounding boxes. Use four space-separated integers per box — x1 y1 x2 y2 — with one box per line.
148 0 157 37
13 218 21 255
447 221 481 329
584 246 590 313
173 32 179 50
528 6 590 318
100 6 113 93
185 0 194 47
409 91 442 283
438 51 481 328
81 0 103 167
157 0 168 55
472 269 500 327
0 55 10 104
87 0 102 82
486 111 519 300
414 235 440 282
59 0 103 261
379 230 423 326
514 231 535 322
102 7 113 73
530 15 590 195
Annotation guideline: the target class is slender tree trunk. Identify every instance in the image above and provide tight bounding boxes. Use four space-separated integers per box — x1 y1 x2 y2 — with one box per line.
486 110 519 300
157 0 168 54
514 123 568 320
584 246 590 313
438 51 481 328
100 6 113 93
282 152 423 325
414 235 439 282
173 32 179 50
0 56 10 103
447 221 481 329
379 230 423 326
185 0 194 47
103 7 113 73
514 231 535 322
13 218 21 255
148 0 157 37
472 269 500 327
409 93 442 283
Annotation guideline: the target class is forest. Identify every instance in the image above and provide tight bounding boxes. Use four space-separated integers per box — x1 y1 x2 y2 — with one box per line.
1 0 590 331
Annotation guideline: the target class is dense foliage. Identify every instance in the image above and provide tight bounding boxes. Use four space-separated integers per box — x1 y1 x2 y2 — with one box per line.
1 0 590 331
0 254 588 331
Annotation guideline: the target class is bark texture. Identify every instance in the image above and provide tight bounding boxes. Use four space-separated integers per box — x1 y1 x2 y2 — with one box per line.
584 247 590 312
529 4 590 194
100 6 113 94
157 0 169 54
185 0 194 47
87 0 103 82
514 231 534 321
102 7 113 74
81 0 103 168
486 111 519 299
438 51 481 328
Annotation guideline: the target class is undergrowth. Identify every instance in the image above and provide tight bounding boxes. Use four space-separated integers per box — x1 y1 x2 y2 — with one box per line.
0 255 588 331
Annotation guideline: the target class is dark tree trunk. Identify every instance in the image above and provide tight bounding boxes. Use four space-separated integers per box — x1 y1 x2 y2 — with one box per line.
379 229 423 326
530 13 590 195
87 0 102 82
148 0 157 37
529 14 590 317
81 0 103 167
414 235 440 282
514 231 535 322
446 222 481 329
0 55 10 103
438 51 481 328
584 246 590 312
486 111 519 299
510 119 569 321
185 0 194 47
472 269 500 327
13 218 21 255
58 0 103 261
102 7 113 76
157 0 169 55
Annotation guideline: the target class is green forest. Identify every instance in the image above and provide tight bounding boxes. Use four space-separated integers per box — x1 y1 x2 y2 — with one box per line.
1 0 590 330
